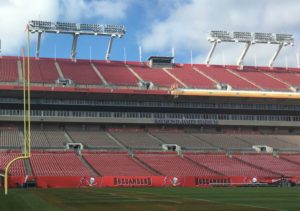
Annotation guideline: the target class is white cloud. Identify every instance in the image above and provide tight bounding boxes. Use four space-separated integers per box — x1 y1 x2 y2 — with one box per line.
0 0 60 54
0 0 132 54
140 0 300 67
60 0 132 22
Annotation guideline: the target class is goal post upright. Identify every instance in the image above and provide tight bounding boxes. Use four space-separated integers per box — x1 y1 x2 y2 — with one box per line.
27 27 31 157
4 26 31 195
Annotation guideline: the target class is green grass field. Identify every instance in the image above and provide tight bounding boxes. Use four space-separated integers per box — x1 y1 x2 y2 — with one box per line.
1 187 300 211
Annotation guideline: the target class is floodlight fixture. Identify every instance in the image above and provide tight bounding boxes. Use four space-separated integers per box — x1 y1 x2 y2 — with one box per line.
275 34 294 45
253 32 274 43
233 32 252 42
29 20 54 32
28 20 126 60
208 30 233 43
206 30 294 68
56 22 78 32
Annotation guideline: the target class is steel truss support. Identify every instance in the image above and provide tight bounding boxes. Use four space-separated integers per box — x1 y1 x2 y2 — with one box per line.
205 41 218 65
35 31 42 58
237 42 252 69
71 33 80 61
105 35 116 61
269 43 284 68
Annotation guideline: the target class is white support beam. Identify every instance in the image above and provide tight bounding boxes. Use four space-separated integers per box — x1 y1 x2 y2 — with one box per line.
35 31 42 58
205 41 218 65
296 52 300 68
172 47 175 64
190 49 193 66
139 46 142 63
70 33 80 61
105 35 115 61
269 43 283 68
237 42 251 68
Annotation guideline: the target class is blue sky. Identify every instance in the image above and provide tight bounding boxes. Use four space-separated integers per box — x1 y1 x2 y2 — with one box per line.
1 0 300 67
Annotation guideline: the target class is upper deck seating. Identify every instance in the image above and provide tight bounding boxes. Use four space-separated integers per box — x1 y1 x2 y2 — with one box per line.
236 135 298 149
168 65 215 89
192 133 252 150
28 59 59 83
196 65 258 90
234 68 289 91
0 57 19 82
0 128 21 148
30 129 68 148
266 70 300 87
110 131 162 149
151 132 215 149
130 63 180 87
67 130 121 148
276 135 300 148
94 61 138 86
58 60 101 85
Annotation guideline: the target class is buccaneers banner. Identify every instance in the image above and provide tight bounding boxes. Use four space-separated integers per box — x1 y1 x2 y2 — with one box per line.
101 176 164 187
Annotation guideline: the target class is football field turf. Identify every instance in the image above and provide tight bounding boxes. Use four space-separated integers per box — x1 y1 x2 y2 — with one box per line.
1 187 300 211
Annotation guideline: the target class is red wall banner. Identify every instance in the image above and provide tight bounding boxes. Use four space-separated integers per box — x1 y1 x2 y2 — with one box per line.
4 175 300 189
35 176 102 188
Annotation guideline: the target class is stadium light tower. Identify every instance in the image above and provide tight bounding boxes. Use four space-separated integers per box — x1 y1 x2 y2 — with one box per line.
28 20 126 61
206 30 294 69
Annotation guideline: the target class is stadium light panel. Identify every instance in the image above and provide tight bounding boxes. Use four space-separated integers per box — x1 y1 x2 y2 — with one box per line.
233 32 252 42
208 30 233 42
56 22 78 32
80 24 102 33
275 34 294 45
29 20 54 31
253 32 274 43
